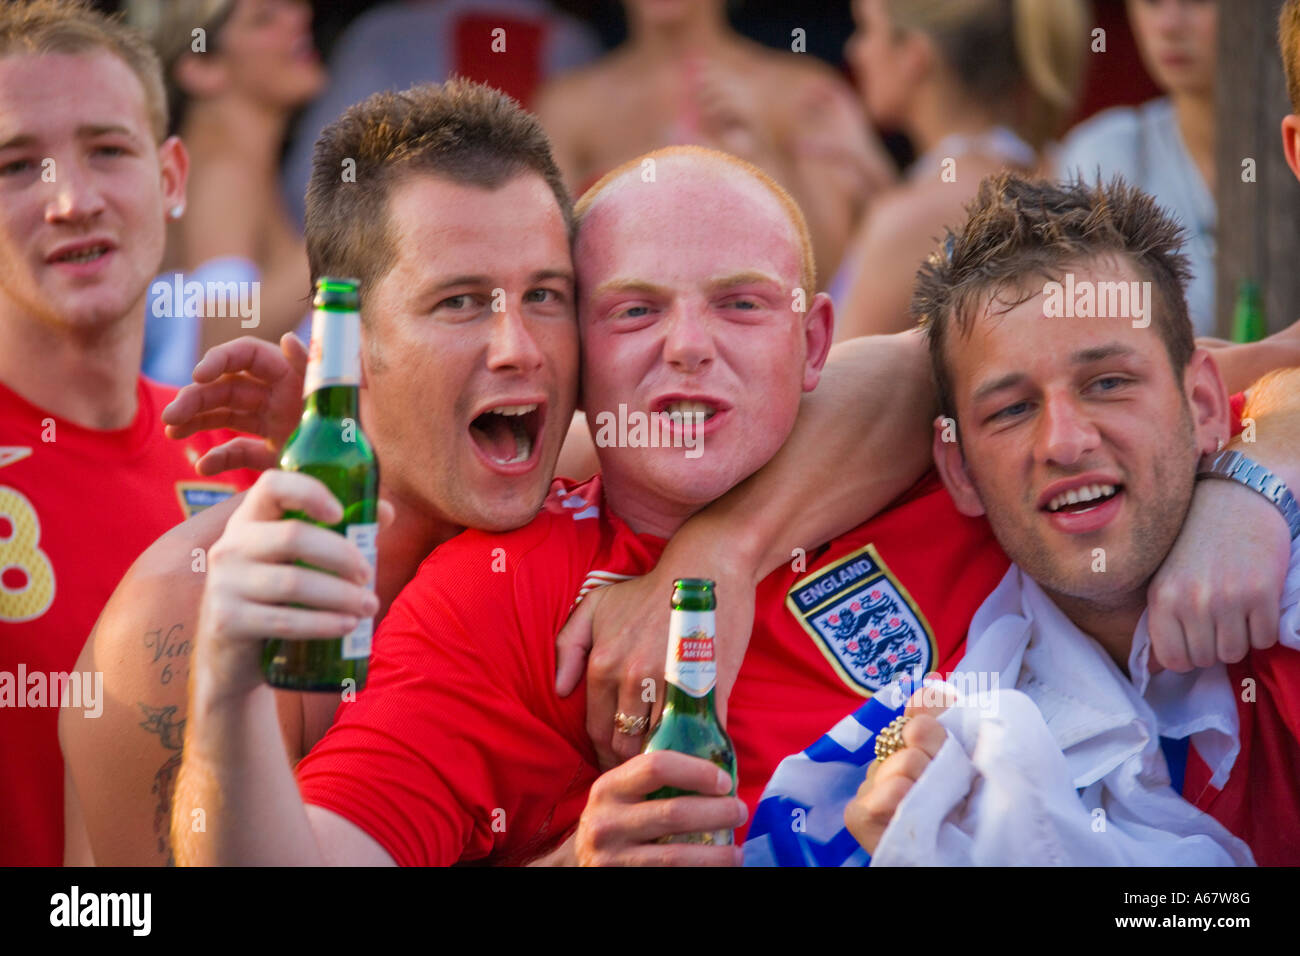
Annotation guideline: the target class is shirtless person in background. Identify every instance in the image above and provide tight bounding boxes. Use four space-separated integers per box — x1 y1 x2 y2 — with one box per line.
533 0 893 286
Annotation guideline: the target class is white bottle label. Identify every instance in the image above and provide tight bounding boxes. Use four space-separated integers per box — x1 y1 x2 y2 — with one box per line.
303 308 362 396
342 522 379 660
664 609 716 698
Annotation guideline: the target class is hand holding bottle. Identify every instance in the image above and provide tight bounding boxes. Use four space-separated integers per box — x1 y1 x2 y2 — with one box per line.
571 751 745 866
195 469 380 704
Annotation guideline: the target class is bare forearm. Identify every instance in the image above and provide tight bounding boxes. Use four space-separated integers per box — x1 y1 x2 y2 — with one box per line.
1205 336 1300 395
171 681 322 866
62 773 94 866
665 329 934 583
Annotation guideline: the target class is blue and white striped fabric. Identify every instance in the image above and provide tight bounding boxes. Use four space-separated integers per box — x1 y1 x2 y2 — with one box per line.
743 678 940 867
745 561 1266 867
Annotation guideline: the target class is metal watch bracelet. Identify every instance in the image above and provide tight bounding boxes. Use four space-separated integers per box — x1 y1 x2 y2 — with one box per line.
1196 449 1300 541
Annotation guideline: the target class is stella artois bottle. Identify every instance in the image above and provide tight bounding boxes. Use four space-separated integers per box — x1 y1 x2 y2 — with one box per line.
642 578 738 844
262 277 379 692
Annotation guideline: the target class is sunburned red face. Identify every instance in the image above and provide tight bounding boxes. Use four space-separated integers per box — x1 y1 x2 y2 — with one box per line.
574 155 826 534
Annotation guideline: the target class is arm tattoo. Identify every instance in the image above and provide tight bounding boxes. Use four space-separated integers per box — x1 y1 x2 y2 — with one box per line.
139 702 186 866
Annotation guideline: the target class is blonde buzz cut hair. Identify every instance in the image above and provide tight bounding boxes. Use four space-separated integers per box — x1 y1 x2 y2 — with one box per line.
574 145 817 294
0 0 168 143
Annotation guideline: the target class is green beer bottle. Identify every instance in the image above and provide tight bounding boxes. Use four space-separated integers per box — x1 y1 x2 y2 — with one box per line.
1232 279 1265 343
642 578 738 845
262 277 379 692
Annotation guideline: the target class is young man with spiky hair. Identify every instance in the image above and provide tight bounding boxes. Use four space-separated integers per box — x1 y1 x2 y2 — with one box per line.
168 143 1300 867
846 173 1300 865
61 78 584 866
0 0 260 866
167 144 991 866
62 82 936 865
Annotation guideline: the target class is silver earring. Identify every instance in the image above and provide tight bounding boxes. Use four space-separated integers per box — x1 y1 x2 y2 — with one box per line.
1215 437 1225 453
168 204 185 220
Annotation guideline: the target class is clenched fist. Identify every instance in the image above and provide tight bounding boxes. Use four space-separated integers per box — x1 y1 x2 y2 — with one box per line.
844 690 952 856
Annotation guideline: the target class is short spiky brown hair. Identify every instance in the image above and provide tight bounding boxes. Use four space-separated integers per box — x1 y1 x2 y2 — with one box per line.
305 80 572 311
0 0 168 142
913 173 1194 423
1282 0 1300 113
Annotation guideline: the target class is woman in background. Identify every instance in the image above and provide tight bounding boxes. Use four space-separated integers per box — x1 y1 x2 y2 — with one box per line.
1055 0 1218 336
535 0 895 290
129 0 325 385
833 0 1086 341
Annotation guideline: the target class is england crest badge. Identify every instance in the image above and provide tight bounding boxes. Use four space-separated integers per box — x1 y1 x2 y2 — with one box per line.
785 543 936 696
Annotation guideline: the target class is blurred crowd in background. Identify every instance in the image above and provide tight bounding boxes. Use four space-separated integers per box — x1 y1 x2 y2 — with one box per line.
104 0 1237 385
9 0 1300 873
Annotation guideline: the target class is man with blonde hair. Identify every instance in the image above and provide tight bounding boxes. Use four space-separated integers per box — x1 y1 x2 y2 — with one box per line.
169 144 1300 867
169 145 966 865
63 86 934 865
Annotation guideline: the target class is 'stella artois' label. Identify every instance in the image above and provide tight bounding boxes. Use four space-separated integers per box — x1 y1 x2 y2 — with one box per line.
665 610 716 697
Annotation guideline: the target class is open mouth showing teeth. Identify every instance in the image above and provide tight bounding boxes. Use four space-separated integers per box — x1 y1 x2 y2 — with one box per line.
1045 483 1121 514
54 245 109 264
469 403 541 466
660 400 718 422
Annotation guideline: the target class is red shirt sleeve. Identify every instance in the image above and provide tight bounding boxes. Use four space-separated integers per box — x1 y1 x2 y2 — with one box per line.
1230 391 1246 437
295 511 600 866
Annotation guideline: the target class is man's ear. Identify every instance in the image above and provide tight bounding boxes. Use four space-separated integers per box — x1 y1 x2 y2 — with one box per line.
1283 114 1300 184
800 291 835 392
931 414 985 517
157 135 188 219
1183 347 1231 457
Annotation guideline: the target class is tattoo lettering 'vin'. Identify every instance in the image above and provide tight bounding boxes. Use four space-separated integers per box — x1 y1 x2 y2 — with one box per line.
143 623 192 686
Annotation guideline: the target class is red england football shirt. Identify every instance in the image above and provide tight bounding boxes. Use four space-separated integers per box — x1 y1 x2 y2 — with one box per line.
0 377 255 865
1184 644 1300 866
1178 391 1300 865
731 471 1009 817
296 471 1009 865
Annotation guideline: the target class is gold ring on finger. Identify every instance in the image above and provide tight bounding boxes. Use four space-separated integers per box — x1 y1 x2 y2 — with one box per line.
614 712 649 736
873 715 912 761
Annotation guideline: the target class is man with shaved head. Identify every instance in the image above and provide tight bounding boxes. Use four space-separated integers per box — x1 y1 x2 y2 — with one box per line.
173 139 1300 866
172 144 1006 865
